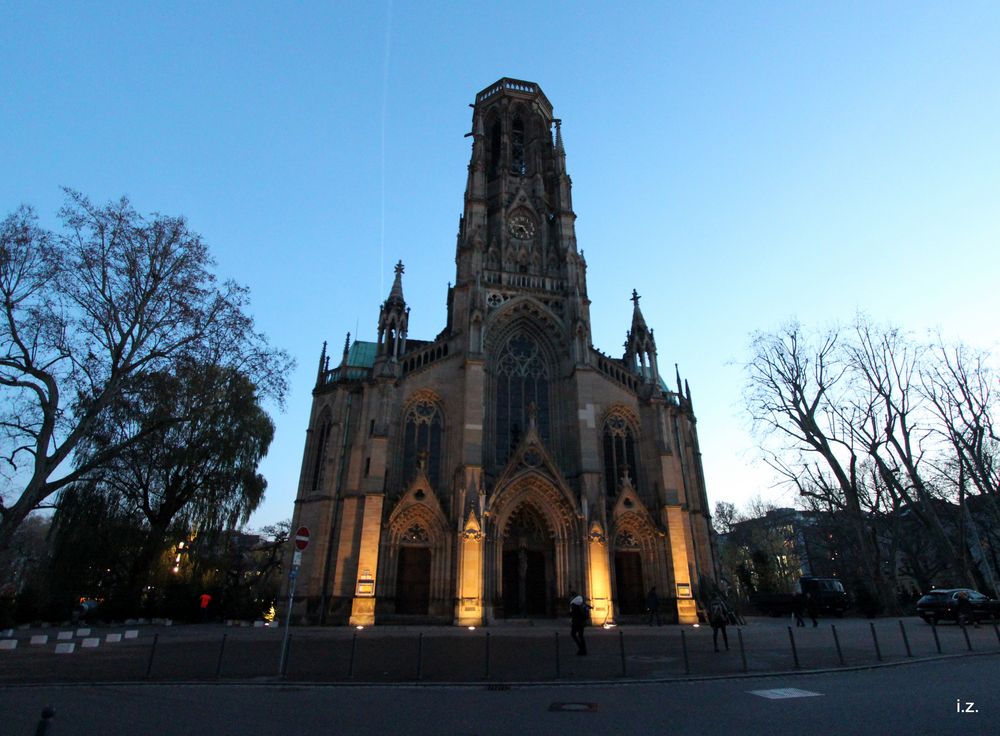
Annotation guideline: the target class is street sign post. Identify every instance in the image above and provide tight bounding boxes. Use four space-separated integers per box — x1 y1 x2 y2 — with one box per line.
280 526 310 675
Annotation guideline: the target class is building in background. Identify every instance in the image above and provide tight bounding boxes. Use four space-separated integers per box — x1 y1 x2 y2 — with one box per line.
287 79 715 626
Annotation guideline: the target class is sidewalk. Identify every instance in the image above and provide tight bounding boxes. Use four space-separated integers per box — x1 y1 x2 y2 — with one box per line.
2 616 998 685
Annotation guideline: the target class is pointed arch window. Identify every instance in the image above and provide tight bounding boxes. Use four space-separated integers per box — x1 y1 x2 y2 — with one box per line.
511 115 526 176
489 119 502 178
494 333 550 464
310 411 333 491
603 413 639 497
402 399 443 489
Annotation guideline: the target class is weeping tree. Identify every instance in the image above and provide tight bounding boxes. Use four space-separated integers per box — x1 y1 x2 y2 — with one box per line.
72 360 276 608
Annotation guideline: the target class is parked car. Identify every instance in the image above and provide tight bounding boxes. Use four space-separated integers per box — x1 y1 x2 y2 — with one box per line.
915 588 1000 624
750 577 850 617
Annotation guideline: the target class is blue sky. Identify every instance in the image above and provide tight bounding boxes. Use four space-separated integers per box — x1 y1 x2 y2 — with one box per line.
3 2 998 528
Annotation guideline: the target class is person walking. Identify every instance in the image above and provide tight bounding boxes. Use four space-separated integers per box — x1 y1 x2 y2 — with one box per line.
646 587 661 626
956 591 977 628
569 590 592 655
709 597 729 652
805 591 819 627
792 592 806 627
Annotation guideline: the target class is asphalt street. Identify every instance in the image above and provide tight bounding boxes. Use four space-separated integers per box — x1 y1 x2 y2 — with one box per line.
2 652 997 736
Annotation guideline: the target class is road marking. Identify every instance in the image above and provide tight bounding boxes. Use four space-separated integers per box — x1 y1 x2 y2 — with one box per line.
549 703 598 712
749 688 823 700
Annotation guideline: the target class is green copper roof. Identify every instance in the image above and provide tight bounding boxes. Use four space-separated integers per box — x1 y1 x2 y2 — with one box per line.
347 340 377 368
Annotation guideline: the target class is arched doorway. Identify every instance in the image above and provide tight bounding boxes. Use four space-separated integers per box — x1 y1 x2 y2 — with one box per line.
395 525 431 615
614 531 645 615
501 504 553 617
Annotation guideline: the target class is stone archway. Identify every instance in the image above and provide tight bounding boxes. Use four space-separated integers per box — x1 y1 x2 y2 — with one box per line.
501 504 553 617
486 472 583 621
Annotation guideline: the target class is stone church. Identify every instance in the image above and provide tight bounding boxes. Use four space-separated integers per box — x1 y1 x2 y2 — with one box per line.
288 78 715 626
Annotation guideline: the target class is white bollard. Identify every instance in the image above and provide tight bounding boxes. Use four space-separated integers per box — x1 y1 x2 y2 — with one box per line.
81 637 100 648
57 631 73 641
30 635 49 645
124 630 139 639
55 642 76 654
105 633 122 643
0 640 16 650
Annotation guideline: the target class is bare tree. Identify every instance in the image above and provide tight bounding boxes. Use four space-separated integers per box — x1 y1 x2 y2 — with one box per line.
0 192 291 551
744 323 897 612
847 320 969 585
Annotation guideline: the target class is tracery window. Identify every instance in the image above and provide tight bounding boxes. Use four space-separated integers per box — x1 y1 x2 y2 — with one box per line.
402 399 443 489
494 333 550 464
603 412 639 497
400 524 430 544
310 411 332 491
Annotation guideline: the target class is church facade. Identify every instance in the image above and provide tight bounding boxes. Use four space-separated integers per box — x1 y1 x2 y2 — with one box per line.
288 78 715 626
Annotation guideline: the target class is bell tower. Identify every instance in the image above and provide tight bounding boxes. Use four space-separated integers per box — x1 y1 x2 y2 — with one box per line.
452 78 592 360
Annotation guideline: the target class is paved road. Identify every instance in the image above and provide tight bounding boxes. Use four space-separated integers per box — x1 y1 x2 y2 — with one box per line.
2 653 996 735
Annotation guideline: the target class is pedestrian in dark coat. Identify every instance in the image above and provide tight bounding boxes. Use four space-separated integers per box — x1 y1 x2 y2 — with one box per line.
569 591 592 655
709 598 729 652
792 592 806 627
646 587 661 626
806 592 819 627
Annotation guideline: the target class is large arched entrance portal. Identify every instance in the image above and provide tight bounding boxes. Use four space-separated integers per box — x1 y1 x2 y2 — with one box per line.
501 504 553 617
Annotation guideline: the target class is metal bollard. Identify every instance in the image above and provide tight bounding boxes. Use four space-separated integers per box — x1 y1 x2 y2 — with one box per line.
280 634 292 677
931 622 941 654
898 620 912 657
619 629 627 677
347 632 357 678
145 633 159 679
959 621 972 652
831 624 844 665
34 706 55 736
680 629 690 675
485 632 491 680
554 632 560 679
737 628 748 673
416 633 423 681
787 626 800 669
216 633 228 677
870 622 882 661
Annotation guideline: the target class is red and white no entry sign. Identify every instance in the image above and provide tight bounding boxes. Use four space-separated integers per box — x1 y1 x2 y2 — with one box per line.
294 526 310 551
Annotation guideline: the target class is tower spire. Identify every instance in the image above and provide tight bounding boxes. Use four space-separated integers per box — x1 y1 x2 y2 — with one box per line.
623 289 659 385
315 341 328 387
377 261 409 363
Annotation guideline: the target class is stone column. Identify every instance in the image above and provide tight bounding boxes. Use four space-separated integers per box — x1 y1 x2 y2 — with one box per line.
664 505 697 624
349 494 384 626
586 522 614 626
455 513 484 626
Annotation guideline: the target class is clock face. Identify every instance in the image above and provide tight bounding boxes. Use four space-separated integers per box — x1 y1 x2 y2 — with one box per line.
507 213 536 240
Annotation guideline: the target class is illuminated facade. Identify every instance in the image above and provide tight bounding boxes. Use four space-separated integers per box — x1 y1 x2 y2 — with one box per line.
288 78 715 626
